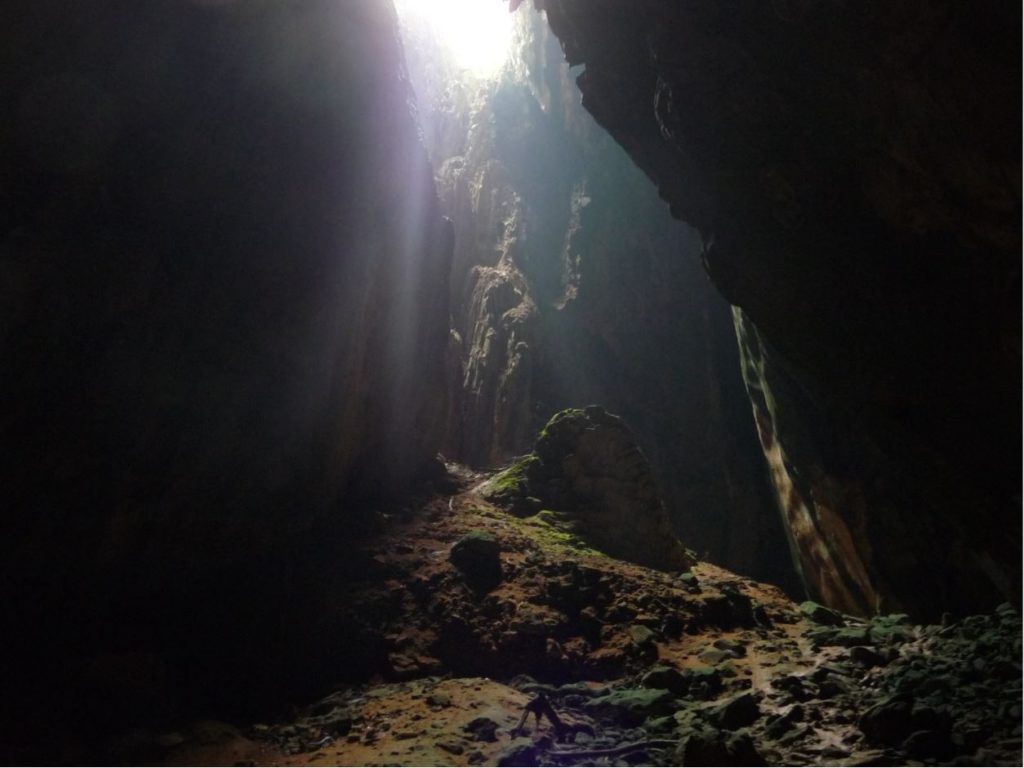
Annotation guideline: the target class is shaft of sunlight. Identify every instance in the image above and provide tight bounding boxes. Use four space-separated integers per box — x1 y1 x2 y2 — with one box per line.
394 0 513 78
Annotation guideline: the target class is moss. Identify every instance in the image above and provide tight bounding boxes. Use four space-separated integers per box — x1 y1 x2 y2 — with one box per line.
482 454 540 498
536 408 584 442
518 511 605 559
535 509 583 534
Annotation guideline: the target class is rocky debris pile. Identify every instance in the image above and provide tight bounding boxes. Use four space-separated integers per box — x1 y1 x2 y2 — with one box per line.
288 477 781 691
390 531 766 684
489 602 1022 767
244 677 536 766
481 407 693 571
854 604 1023 763
148 467 1022 767
748 601 1024 766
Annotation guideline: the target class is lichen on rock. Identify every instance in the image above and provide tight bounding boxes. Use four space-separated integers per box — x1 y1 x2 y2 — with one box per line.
482 406 694 571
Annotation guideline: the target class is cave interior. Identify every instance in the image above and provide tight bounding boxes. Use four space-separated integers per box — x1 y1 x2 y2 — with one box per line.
1 0 1021 765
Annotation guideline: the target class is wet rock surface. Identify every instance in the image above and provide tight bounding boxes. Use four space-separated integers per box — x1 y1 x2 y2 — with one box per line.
144 465 1022 767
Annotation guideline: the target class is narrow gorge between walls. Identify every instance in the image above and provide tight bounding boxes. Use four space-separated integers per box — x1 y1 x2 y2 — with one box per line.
1 1 1019 766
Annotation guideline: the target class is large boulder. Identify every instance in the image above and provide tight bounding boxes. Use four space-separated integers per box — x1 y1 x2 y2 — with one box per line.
483 407 694 571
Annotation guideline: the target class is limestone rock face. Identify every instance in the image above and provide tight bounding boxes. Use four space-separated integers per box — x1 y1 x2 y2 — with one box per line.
537 0 1021 618
1 0 452 722
406 9 792 589
455 264 537 467
2 0 452 573
485 407 694 571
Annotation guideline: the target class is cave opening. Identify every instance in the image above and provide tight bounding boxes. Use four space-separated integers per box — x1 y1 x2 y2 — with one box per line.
2 0 1019 765
394 0 803 598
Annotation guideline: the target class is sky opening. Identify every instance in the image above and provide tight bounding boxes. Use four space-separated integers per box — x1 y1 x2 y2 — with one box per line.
394 0 514 79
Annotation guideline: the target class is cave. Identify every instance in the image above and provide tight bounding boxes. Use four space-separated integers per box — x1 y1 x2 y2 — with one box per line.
1 0 1019 765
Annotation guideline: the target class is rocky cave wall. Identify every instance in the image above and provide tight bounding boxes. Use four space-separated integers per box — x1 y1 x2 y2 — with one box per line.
1 0 451 736
402 10 801 593
537 0 1021 619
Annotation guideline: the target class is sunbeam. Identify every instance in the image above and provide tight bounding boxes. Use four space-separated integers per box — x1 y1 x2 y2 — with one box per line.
395 0 514 78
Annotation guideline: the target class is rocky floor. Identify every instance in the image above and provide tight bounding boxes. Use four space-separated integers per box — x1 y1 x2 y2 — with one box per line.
122 465 1020 766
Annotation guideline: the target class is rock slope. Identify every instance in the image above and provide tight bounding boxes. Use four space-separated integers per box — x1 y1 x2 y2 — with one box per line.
110 464 1022 767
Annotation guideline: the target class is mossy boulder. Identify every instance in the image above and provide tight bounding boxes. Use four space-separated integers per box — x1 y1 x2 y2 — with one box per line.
481 406 693 571
480 454 541 514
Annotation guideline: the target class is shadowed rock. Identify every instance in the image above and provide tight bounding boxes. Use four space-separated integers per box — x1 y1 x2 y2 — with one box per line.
450 531 503 592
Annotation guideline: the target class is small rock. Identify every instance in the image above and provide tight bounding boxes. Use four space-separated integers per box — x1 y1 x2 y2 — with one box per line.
903 729 955 761
628 624 657 647
645 715 678 734
995 602 1016 616
776 724 813 747
438 740 464 755
909 704 952 732
771 674 813 702
765 704 804 739
713 638 747 657
640 666 689 695
715 660 739 679
426 692 451 708
686 666 725 699
698 648 731 664
810 626 869 648
708 692 761 729
449 532 502 591
678 727 765 766
869 623 914 645
585 688 676 727
800 601 845 626
817 673 853 699
850 645 888 668
820 745 851 759
859 697 914 746
678 572 701 592
463 717 499 743
497 737 538 767
661 612 686 638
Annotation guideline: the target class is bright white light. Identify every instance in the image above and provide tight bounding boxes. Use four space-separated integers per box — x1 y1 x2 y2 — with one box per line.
396 0 514 78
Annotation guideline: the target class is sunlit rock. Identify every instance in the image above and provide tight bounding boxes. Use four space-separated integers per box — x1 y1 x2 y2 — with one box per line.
483 406 695 571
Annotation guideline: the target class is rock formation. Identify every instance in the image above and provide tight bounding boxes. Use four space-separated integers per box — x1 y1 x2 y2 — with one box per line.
404 9 797 590
483 407 694 571
535 0 1021 618
151 467 1023 767
1 0 451 744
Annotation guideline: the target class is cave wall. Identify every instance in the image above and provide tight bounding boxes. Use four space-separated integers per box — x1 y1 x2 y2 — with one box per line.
404 11 799 592
537 0 1021 618
1 0 451 739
